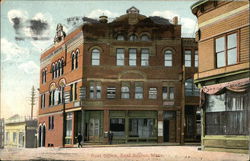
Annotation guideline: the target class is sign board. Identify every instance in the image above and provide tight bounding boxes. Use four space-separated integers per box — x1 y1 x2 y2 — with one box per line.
163 101 174 106
158 121 163 136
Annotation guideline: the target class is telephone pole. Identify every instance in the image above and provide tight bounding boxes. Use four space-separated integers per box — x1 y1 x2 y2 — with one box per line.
31 86 35 119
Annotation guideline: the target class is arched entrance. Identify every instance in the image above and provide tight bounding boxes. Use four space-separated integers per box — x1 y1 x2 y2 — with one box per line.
41 125 46 147
38 126 42 147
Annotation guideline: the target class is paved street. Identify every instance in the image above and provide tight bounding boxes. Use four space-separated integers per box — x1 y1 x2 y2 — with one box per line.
0 145 249 161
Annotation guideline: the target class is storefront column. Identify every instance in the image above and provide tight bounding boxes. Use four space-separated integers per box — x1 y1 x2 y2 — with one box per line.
103 110 109 144
176 111 181 143
157 110 163 143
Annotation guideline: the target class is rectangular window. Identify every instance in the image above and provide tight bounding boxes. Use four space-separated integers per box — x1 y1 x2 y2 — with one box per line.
107 87 116 99
49 116 54 130
216 33 237 68
205 91 248 135
19 132 24 146
195 50 198 67
169 87 174 100
129 48 137 66
96 84 101 99
185 50 192 67
162 86 174 100
162 87 168 100
70 83 77 101
141 48 149 66
110 118 125 136
41 94 46 109
149 88 157 99
89 82 101 99
90 83 95 99
135 82 143 99
13 132 17 143
129 118 155 137
164 50 172 67
121 82 130 99
116 48 125 66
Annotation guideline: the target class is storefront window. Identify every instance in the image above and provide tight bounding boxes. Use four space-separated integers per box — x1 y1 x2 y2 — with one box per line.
129 118 155 137
205 90 249 135
110 118 125 136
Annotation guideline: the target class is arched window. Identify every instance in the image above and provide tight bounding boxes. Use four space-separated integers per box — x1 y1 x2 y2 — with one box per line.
56 62 60 77
91 49 100 66
60 59 64 75
71 52 75 70
164 50 173 67
75 49 79 69
129 34 137 41
141 34 150 41
55 62 58 78
117 34 124 40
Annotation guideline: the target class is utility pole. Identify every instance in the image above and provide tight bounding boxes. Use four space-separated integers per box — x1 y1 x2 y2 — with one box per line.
31 86 35 119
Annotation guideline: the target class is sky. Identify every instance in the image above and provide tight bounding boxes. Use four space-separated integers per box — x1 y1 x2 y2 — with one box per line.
0 0 198 119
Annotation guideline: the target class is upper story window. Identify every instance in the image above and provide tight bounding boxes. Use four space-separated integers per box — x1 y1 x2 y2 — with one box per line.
129 34 138 41
141 34 150 41
42 69 47 84
185 78 199 96
162 86 174 100
49 90 55 106
48 116 54 130
164 50 172 67
72 49 79 70
117 34 125 40
149 88 157 99
141 48 149 66
129 48 137 66
70 82 77 102
184 50 192 67
216 33 237 68
107 87 116 99
51 58 64 79
91 49 100 66
40 93 46 109
51 64 55 79
121 82 130 99
135 82 143 99
89 82 101 99
116 48 125 66
195 50 198 67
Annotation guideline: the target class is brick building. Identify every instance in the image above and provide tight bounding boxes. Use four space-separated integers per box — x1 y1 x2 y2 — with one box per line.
191 1 249 153
38 7 199 147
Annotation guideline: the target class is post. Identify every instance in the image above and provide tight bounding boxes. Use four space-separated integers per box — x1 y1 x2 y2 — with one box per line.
181 65 185 145
62 87 66 148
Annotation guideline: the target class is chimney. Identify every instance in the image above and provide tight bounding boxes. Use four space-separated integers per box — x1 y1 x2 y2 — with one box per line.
99 15 108 23
173 16 178 25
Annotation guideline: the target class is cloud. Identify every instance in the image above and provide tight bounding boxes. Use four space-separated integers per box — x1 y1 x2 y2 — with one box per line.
151 10 197 36
87 9 119 19
1 38 29 62
18 61 39 74
7 10 53 41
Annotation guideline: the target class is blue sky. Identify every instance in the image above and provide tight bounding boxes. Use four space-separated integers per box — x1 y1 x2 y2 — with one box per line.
0 0 198 118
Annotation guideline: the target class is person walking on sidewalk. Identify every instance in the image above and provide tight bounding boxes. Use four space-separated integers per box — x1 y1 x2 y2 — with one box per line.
108 131 113 145
77 133 83 148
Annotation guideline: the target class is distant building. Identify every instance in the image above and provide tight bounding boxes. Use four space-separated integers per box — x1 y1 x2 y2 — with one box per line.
0 118 4 148
4 115 37 148
38 7 199 147
191 1 249 153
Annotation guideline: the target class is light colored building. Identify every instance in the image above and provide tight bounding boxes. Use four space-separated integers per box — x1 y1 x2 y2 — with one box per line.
191 0 249 153
0 118 4 148
5 115 37 148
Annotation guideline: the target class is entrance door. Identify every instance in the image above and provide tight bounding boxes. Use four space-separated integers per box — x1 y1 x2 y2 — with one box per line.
163 120 169 142
88 118 100 142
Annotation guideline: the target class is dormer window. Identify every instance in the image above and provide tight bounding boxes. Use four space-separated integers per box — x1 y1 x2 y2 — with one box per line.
117 34 124 40
129 34 137 41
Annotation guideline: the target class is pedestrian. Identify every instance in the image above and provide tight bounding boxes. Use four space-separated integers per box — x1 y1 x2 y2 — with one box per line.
77 132 83 148
108 130 113 145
